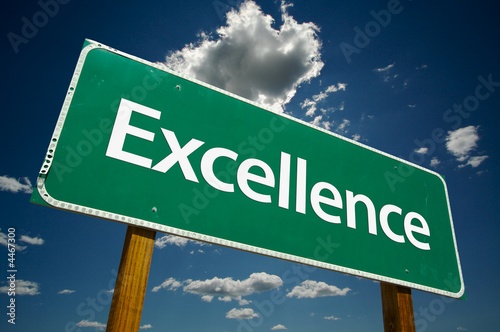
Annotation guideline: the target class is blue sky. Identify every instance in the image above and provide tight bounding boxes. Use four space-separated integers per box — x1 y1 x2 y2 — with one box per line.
1 0 499 331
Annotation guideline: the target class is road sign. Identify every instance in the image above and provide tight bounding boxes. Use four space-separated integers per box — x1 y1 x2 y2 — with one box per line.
32 39 464 298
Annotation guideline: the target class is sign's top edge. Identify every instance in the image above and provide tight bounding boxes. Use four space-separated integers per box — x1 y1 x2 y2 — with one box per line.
81 39 442 179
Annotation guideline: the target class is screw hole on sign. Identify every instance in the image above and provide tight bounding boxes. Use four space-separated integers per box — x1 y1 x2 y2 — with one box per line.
152 207 157 213
176 85 181 90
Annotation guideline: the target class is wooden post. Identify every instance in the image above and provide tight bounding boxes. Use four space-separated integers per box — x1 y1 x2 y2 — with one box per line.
380 282 416 332
106 225 156 332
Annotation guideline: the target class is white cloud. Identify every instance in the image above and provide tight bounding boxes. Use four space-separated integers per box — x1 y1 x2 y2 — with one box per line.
460 155 488 168
183 272 282 303
352 134 361 141
0 230 28 251
165 0 323 111
226 308 259 319
446 126 489 168
0 280 40 296
271 324 288 330
414 147 428 155
154 235 208 249
302 83 346 117
286 280 350 299
151 277 183 293
301 98 317 116
19 235 45 245
457 327 467 331
446 126 479 162
58 289 75 295
140 324 153 329
76 320 106 331
430 157 441 167
152 272 281 304
416 64 428 70
373 63 395 72
408 104 416 108
324 315 340 320
310 114 334 130
201 295 213 302
0 176 33 194
337 119 350 133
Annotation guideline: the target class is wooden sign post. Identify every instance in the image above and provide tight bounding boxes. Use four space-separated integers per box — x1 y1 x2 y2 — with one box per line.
380 282 416 332
106 226 156 331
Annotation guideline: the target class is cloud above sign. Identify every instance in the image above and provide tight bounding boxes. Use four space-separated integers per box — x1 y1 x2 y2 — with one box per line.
164 0 323 111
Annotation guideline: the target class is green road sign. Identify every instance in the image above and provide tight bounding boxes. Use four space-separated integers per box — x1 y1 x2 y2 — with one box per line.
32 39 464 298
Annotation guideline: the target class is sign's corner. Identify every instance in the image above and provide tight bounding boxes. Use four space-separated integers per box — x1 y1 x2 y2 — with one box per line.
30 176 50 207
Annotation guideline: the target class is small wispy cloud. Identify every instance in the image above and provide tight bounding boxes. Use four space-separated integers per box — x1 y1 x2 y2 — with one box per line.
58 289 75 295
301 82 346 117
271 324 288 330
76 320 106 331
19 235 45 245
140 324 153 329
151 277 183 293
0 280 40 296
0 176 33 194
154 235 209 249
414 147 428 155
0 230 44 251
373 63 395 72
430 157 441 168
324 315 341 320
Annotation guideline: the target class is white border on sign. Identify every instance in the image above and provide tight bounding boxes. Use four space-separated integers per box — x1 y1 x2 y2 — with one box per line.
36 39 465 299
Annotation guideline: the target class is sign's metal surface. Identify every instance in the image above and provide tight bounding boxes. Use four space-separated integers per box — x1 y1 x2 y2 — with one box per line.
32 40 464 298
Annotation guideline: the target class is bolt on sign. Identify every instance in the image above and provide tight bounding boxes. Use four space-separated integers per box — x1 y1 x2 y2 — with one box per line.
32 40 464 298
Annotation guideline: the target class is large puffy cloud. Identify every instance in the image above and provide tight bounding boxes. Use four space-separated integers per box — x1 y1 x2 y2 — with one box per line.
183 272 282 303
164 0 323 111
152 272 282 304
286 280 350 299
